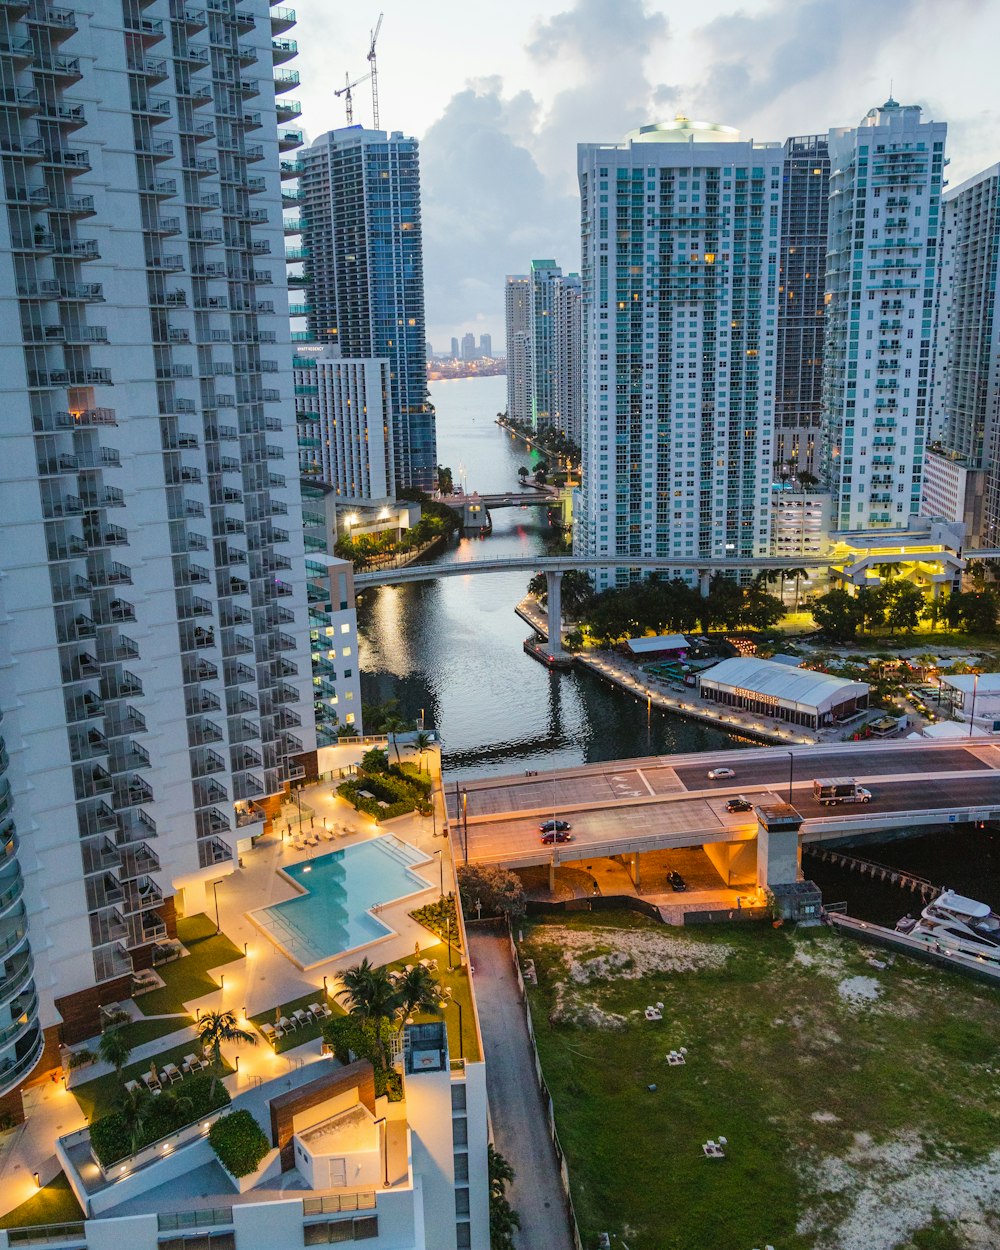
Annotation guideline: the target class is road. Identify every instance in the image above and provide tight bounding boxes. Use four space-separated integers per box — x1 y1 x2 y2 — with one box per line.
468 930 575 1250
443 741 1000 868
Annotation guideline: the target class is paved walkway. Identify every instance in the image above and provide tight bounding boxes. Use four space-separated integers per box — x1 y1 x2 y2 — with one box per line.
468 931 574 1250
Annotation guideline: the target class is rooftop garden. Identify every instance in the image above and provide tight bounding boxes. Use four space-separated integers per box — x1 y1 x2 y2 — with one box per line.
337 746 431 823
134 913 244 1016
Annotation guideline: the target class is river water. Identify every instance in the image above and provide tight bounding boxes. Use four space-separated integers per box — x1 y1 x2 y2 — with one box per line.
356 375 740 779
357 376 1000 922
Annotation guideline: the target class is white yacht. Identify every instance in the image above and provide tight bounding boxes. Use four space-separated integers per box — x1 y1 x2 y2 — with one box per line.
901 890 1000 961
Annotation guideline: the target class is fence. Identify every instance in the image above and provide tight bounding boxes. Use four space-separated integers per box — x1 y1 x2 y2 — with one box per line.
525 893 662 922
506 927 585 1250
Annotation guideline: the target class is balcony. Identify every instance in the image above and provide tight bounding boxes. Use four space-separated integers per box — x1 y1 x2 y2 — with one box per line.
197 836 233 868
270 5 295 32
271 37 296 63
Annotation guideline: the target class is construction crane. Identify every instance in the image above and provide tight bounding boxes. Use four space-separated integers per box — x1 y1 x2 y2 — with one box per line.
367 12 383 130
333 70 372 125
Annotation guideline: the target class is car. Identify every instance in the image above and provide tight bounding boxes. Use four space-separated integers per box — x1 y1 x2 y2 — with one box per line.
540 829 572 845
666 870 687 892
707 767 736 780
539 819 571 833
725 796 754 813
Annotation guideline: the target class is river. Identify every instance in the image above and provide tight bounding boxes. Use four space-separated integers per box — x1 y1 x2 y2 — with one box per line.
356 375 741 779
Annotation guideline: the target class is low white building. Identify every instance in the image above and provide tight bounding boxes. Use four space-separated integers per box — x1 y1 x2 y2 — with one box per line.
939 673 1000 731
698 657 870 728
35 1024 489 1250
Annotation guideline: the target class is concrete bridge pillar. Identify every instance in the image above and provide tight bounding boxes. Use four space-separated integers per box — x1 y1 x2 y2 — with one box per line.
545 570 564 655
699 569 710 598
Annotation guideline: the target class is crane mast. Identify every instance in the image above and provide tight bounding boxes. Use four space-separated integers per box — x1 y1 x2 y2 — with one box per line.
367 12 383 131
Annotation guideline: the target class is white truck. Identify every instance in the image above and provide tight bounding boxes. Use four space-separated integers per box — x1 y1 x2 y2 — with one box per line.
812 777 872 806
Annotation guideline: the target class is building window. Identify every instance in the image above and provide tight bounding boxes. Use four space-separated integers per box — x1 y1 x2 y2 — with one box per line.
303 1216 378 1244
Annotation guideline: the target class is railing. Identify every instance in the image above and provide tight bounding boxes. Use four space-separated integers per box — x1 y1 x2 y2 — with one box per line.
6 1223 86 1246
158 1208 233 1232
302 1193 376 1216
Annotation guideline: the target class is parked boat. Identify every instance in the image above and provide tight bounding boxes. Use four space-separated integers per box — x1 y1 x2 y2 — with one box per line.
902 890 1000 960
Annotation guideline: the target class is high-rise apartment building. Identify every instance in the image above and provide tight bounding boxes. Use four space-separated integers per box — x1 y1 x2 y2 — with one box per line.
504 274 531 423
923 162 1000 546
775 135 829 478
529 259 561 429
821 99 947 531
0 0 315 1103
552 271 582 444
294 349 395 500
450 335 459 359
479 332 492 357
576 119 783 583
296 127 436 492
460 330 476 361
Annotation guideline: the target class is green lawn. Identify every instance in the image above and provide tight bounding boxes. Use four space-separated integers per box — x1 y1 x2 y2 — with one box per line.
72 1039 233 1123
250 991 344 1055
521 912 1000 1250
120 1014 192 1047
135 914 243 1016
0 1173 84 1229
381 955 479 1064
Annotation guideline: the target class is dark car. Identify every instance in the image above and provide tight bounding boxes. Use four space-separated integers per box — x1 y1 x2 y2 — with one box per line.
666 870 687 892
540 829 573 845
725 796 754 814
539 819 571 833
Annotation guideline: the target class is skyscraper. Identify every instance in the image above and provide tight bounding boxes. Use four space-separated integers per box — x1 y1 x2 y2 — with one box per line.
821 99 947 531
504 274 531 423
529 259 561 429
922 162 1000 546
479 333 492 357
552 271 582 444
450 335 460 359
775 135 830 479
576 119 783 583
0 0 314 1102
297 127 436 492
460 331 476 361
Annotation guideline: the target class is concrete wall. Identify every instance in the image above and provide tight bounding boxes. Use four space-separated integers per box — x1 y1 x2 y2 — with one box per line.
703 839 757 887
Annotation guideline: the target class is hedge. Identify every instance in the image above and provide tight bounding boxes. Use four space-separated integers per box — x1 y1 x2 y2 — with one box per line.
90 1072 231 1167
209 1109 270 1178
337 782 413 823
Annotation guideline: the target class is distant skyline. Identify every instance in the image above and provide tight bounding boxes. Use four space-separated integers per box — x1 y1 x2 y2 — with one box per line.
294 0 998 348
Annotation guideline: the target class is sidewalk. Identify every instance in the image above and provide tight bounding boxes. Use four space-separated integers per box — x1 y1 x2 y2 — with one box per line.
468 931 574 1250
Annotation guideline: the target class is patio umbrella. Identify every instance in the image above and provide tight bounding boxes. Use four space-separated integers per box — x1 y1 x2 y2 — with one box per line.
150 1060 159 1085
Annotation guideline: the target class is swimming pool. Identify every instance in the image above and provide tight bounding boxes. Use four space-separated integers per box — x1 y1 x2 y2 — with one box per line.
251 835 433 968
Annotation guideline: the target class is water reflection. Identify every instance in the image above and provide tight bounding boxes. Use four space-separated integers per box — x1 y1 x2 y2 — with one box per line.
357 376 741 779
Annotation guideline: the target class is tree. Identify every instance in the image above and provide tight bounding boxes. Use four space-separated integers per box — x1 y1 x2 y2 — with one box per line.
527 572 547 602
394 965 442 1023
381 714 406 764
811 588 864 641
361 745 390 774
196 1010 256 1094
98 1024 134 1088
337 959 402 1069
436 465 453 495
561 570 595 617
517 465 529 483
883 581 924 634
115 1084 153 1155
740 582 785 630
797 470 819 488
488 1145 520 1250
457 865 526 921
412 730 433 772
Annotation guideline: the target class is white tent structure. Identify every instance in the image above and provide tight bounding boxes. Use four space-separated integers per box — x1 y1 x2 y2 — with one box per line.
698 657 869 728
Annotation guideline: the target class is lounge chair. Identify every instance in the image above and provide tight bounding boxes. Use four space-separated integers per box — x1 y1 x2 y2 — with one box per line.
261 1023 279 1045
278 1015 296 1032
142 1072 161 1092
309 1002 332 1019
293 1007 313 1027
162 1062 182 1085
124 1079 141 1095
183 1052 208 1073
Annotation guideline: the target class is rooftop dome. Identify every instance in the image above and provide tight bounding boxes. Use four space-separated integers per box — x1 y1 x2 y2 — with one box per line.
626 115 740 144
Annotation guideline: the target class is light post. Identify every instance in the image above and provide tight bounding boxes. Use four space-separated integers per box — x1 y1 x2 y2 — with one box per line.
212 880 221 935
322 974 328 999
372 1116 390 1187
969 671 980 737
787 751 794 805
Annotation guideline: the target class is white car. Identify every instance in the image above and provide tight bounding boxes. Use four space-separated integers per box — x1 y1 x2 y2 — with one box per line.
707 767 736 780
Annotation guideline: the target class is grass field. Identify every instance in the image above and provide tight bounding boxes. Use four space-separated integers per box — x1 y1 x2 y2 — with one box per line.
0 1173 84 1229
135 914 243 1016
71 1040 234 1122
521 912 1000 1250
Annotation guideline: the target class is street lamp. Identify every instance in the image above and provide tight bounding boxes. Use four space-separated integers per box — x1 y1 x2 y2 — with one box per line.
969 671 980 737
787 751 794 805
372 1116 390 1187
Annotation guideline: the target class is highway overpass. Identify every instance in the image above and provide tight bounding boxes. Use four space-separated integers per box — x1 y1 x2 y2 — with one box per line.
442 738 1000 872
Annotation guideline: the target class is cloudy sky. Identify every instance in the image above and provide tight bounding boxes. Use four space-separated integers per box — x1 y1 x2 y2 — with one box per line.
293 0 999 350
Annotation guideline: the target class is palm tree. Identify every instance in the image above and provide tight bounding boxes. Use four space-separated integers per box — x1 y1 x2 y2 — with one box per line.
381 714 406 764
395 965 442 1024
116 1084 153 1156
338 959 401 1068
196 1009 256 1094
412 730 433 772
98 1024 134 1088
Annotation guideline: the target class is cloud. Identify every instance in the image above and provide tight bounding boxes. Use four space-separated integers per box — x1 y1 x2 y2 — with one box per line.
420 0 670 345
420 82 577 347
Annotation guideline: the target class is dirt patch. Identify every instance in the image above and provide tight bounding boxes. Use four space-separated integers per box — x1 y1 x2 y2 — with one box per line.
837 976 882 1005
